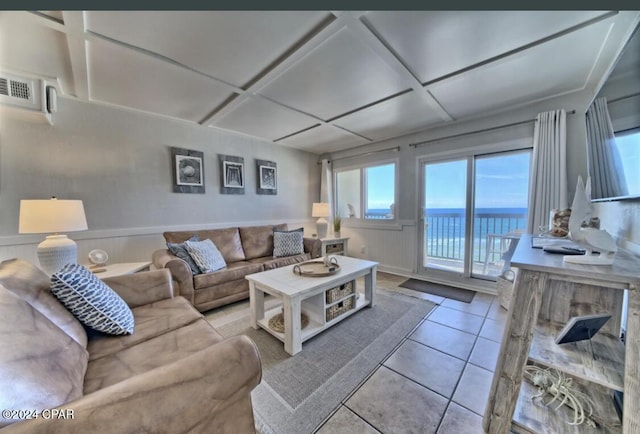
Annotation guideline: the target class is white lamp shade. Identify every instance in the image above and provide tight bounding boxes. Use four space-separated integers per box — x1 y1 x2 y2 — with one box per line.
312 202 330 218
19 199 88 234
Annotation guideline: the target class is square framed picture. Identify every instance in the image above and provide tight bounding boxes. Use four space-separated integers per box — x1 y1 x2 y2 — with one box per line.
257 159 277 195
176 155 203 186
219 155 245 194
223 161 244 188
171 147 205 194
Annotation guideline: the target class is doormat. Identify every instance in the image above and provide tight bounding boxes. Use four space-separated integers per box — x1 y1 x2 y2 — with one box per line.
399 279 475 303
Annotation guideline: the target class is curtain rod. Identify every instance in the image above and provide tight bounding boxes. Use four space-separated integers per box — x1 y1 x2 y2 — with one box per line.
317 146 400 164
409 109 576 148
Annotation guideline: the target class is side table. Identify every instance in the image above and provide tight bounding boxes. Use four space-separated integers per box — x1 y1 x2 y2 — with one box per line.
88 262 152 279
320 237 349 256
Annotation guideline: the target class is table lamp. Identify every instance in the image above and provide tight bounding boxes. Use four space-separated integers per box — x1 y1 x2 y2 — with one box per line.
312 202 330 239
19 197 88 274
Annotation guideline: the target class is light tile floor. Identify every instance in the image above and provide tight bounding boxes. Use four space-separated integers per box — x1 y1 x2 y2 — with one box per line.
204 271 509 434
315 272 508 434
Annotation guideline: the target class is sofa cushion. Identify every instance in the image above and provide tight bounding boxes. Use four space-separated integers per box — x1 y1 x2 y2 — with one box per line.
193 261 263 289
0 258 87 347
167 235 202 275
51 264 134 335
164 228 246 263
185 239 227 273
252 252 311 270
0 284 88 428
239 224 287 260
87 296 202 361
273 227 304 257
83 318 224 394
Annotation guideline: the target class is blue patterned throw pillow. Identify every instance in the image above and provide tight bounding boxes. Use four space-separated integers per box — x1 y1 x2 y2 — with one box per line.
273 228 304 257
51 264 134 335
184 239 227 273
167 235 202 275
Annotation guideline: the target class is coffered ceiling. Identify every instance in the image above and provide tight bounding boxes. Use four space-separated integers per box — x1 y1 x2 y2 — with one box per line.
1 10 638 154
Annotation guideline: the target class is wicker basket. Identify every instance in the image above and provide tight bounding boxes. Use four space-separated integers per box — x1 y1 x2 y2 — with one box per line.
326 243 343 254
325 280 355 303
326 296 354 321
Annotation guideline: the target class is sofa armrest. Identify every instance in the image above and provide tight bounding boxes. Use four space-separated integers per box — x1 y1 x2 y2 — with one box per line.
2 336 262 434
102 269 174 308
304 237 322 259
151 249 195 305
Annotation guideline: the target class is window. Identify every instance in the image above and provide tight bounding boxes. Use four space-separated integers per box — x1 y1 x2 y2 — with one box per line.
614 128 640 197
335 162 396 220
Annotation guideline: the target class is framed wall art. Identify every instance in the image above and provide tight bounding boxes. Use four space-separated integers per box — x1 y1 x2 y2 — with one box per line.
171 147 205 194
256 159 277 195
219 154 245 195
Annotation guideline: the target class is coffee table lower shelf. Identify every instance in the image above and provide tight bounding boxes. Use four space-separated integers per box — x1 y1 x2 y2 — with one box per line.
256 294 370 344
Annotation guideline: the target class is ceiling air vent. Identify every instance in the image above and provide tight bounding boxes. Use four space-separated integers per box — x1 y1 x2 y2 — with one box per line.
0 71 55 125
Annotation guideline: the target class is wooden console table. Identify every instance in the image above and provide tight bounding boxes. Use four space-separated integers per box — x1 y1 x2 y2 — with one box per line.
483 234 640 434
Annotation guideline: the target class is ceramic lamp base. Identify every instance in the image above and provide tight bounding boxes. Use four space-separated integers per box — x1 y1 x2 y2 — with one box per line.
316 218 328 239
37 234 78 275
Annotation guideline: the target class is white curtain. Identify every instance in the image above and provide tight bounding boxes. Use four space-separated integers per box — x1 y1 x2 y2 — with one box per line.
528 109 568 233
586 96 628 199
320 159 334 220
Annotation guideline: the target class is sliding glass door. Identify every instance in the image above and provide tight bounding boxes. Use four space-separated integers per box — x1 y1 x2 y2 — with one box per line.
472 151 530 278
420 150 530 281
422 159 470 276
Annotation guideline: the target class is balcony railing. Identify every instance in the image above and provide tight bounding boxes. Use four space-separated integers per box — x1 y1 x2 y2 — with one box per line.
425 210 527 264
364 211 393 220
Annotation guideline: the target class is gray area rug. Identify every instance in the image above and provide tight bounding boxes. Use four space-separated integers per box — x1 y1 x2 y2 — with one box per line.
400 278 476 303
215 289 436 434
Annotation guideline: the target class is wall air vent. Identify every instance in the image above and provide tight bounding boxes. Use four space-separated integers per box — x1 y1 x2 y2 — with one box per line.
0 71 56 125
0 78 9 96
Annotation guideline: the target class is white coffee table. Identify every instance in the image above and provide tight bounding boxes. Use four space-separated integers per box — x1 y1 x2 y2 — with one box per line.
246 256 378 355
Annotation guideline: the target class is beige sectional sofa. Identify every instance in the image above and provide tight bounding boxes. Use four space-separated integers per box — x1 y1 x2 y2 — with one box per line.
152 223 321 312
0 258 261 433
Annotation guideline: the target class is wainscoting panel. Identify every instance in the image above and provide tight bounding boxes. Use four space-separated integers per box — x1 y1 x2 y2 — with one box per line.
0 219 315 268
341 222 418 275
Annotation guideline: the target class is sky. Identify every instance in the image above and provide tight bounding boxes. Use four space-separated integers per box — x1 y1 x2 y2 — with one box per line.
364 152 531 211
366 164 395 210
615 132 640 196
423 152 531 209
418 151 531 210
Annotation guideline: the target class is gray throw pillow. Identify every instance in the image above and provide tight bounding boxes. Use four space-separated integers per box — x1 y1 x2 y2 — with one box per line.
184 239 227 273
167 235 202 275
273 228 304 257
51 264 134 335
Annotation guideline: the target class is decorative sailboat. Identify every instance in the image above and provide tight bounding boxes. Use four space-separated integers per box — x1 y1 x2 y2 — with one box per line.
564 176 617 265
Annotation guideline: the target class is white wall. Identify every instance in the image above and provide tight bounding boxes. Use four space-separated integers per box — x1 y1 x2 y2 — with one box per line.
0 98 319 264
